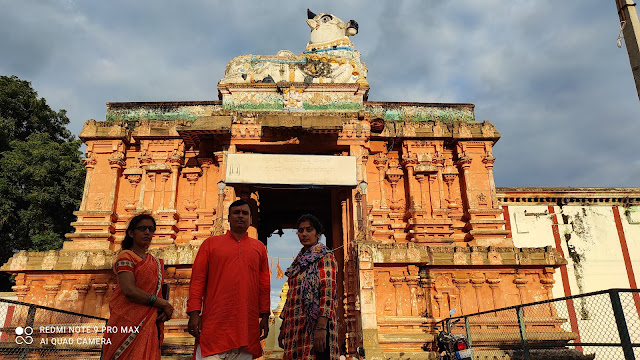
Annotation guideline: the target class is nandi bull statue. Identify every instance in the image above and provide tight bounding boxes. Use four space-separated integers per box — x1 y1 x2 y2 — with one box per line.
219 9 368 86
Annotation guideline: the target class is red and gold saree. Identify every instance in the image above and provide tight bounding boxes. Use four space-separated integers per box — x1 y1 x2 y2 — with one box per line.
102 250 165 360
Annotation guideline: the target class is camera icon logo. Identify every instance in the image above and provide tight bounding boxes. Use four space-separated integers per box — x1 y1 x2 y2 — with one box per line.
15 326 33 345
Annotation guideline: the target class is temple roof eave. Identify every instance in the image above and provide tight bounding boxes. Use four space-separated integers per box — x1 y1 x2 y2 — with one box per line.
497 187 640 206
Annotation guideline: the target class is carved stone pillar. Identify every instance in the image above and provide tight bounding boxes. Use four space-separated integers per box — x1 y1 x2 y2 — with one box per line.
160 172 171 210
374 157 388 210
540 276 556 316
486 277 502 311
429 174 440 209
443 170 458 209
434 294 444 318
147 172 157 211
167 154 182 210
457 153 473 210
43 284 60 308
74 284 90 314
470 276 485 313
93 283 109 317
415 175 427 212
185 171 202 212
483 152 497 208
420 275 434 318
80 157 97 211
390 276 404 316
386 165 403 211
198 158 213 209
12 285 30 303
402 157 418 210
107 152 126 212
406 275 420 316
137 155 152 211
124 169 142 212
361 154 369 184
434 153 446 208
449 294 459 316
514 276 529 305
452 277 469 315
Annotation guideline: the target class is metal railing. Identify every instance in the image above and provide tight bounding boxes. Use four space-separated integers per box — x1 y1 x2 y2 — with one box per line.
435 288 640 360
0 298 108 359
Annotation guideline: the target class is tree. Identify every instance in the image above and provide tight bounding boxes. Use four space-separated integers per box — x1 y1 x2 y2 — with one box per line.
0 76 85 290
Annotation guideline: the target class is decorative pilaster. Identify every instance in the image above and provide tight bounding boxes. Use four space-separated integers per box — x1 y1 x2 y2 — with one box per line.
390 276 404 316
486 277 501 311
373 157 388 210
74 284 90 314
406 275 421 317
92 283 109 317
452 277 469 316
415 175 427 212
401 156 418 211
514 276 529 305
43 284 60 308
160 172 171 210
79 157 97 211
386 164 403 211
137 155 152 211
470 276 485 313
483 151 497 208
107 151 126 213
456 151 473 209
12 285 30 303
123 168 143 212
167 154 183 210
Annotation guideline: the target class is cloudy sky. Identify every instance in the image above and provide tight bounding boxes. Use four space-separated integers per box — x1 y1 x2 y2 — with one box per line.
3 1 640 303
3 1 639 187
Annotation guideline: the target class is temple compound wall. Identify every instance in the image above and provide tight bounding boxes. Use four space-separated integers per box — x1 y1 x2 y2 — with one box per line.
2 10 639 360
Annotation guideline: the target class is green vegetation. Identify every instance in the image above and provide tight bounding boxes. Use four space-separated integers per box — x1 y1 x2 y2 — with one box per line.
0 75 85 290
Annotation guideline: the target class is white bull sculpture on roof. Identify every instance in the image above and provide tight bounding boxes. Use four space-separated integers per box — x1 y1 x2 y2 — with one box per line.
219 9 368 85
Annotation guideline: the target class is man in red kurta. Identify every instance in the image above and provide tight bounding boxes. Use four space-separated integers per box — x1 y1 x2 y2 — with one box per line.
187 199 271 359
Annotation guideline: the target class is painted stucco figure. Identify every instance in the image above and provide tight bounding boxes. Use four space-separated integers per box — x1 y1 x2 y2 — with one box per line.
219 9 367 85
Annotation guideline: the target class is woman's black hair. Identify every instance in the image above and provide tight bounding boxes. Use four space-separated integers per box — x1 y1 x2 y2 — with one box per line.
121 214 156 250
296 214 324 235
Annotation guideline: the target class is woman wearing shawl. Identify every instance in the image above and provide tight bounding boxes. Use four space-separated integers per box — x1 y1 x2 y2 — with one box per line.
102 214 174 360
278 214 339 360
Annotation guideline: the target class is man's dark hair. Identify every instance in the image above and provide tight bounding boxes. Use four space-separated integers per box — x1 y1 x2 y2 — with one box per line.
228 199 251 215
296 214 324 235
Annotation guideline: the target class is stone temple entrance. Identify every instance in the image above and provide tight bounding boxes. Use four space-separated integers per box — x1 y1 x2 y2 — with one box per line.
231 184 352 347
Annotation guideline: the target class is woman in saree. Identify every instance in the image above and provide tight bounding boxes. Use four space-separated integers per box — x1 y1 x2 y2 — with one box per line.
102 214 174 360
278 214 339 360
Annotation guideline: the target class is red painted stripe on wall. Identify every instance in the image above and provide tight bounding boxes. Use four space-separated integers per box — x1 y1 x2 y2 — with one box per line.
612 206 640 317
503 205 512 238
548 205 582 349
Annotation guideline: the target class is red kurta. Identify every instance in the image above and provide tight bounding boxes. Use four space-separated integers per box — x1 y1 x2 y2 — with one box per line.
187 231 270 359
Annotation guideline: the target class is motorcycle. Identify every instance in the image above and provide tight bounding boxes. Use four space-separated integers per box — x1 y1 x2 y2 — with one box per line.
437 309 473 360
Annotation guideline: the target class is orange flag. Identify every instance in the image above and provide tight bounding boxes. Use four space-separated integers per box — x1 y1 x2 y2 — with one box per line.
276 258 284 279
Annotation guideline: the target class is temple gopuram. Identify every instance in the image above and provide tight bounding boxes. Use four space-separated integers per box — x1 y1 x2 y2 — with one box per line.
3 9 640 360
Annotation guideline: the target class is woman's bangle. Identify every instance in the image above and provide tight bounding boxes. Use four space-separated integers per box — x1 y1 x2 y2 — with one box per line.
315 326 327 331
146 294 157 306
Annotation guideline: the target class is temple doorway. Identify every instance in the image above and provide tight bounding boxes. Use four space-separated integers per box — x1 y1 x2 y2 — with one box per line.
235 185 351 346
